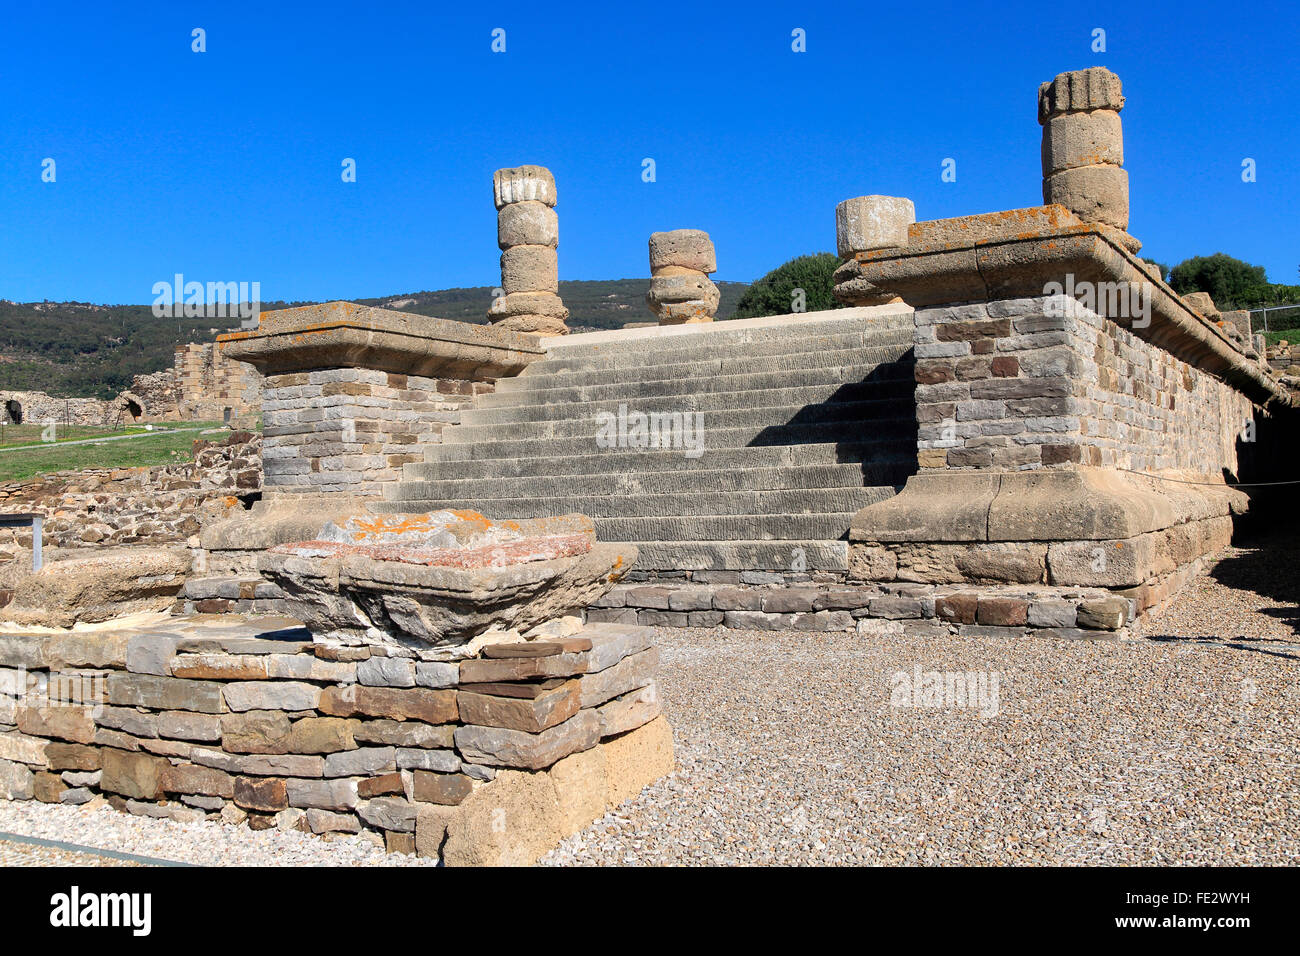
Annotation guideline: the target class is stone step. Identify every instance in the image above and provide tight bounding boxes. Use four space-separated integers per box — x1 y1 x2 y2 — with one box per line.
541 308 910 362
448 397 915 443
402 441 903 480
505 339 912 390
625 539 849 572
424 423 916 462
393 461 907 499
460 380 913 426
362 508 860 543
473 363 910 409
375 486 894 519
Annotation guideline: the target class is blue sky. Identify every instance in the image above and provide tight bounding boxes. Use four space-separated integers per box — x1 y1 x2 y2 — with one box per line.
0 0 1296 305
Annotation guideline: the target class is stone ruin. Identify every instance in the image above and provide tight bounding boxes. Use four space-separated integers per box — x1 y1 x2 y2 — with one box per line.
4 65 1299 863
646 229 720 324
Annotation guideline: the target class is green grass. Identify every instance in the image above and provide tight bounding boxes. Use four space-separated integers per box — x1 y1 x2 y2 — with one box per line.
0 422 228 482
0 423 155 449
1261 329 1300 348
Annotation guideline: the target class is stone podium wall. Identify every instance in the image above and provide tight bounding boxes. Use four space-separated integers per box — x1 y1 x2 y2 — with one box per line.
260 369 493 498
916 294 1254 475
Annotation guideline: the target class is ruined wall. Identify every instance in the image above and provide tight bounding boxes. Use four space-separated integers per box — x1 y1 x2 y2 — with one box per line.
915 294 1254 476
0 392 116 428
0 621 670 864
171 343 262 422
260 370 490 498
0 434 261 587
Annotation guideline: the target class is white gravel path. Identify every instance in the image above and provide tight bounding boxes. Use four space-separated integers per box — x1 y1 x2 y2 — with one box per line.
0 801 434 866
544 543 1300 866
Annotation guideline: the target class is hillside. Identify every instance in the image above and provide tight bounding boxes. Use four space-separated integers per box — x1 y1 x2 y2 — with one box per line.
0 280 748 399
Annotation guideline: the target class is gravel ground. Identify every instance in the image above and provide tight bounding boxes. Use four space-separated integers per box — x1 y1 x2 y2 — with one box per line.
4 533 1297 867
543 539 1300 866
0 801 434 867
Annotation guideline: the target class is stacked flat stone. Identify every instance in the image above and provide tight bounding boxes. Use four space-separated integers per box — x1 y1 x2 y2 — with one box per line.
0 619 670 866
488 166 568 336
1039 67 1129 232
645 230 719 324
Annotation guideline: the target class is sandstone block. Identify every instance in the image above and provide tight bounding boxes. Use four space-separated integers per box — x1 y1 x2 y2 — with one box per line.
234 775 289 812
1043 164 1128 230
457 680 580 734
497 201 559 249
357 796 418 832
603 715 674 806
595 683 661 738
324 746 395 778
835 195 915 257
100 748 170 800
648 229 716 273
171 654 268 680
306 808 360 834
454 709 599 770
494 166 556 209
1041 110 1122 176
437 768 565 866
353 718 454 749
411 771 475 806
287 777 359 810
500 246 559 294
16 704 95 744
579 648 657 709
162 762 234 798
318 685 458 725
397 748 461 772
107 673 224 714
157 711 221 742
223 681 320 713
548 744 607 836
0 758 34 799
0 730 49 766
1038 67 1124 122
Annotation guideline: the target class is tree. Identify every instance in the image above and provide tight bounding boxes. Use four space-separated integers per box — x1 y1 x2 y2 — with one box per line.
732 253 845 319
1168 253 1268 309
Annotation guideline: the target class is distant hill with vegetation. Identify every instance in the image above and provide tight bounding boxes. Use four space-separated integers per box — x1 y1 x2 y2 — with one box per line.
0 280 748 399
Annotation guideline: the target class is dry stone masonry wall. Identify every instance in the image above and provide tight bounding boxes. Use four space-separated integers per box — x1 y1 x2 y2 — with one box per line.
260 370 490 498
0 619 671 865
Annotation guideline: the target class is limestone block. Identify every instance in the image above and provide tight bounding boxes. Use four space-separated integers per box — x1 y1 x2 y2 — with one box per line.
493 166 557 209
1042 164 1129 230
648 229 716 274
487 290 569 320
1041 110 1122 176
835 195 915 258
646 273 719 306
1038 67 1124 122
1182 292 1219 320
656 301 718 324
497 201 558 249
500 245 559 294
0 758 34 799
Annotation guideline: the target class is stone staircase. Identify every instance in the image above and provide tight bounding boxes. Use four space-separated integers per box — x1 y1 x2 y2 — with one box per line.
374 309 918 572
